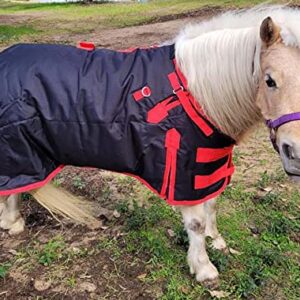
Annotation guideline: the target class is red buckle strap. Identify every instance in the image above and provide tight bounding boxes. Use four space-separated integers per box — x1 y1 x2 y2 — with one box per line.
168 72 213 136
77 41 95 51
147 96 180 123
161 129 181 201
133 86 152 101
196 146 233 163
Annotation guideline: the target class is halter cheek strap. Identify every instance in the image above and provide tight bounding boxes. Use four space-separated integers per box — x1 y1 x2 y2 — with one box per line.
266 112 300 153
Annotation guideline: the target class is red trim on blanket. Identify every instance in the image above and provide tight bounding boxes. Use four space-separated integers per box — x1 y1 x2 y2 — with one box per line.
0 165 65 196
167 176 230 206
0 162 230 206
122 171 229 206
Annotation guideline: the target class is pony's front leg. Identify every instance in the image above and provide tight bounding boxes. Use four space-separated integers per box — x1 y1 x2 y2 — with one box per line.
0 194 25 235
204 198 228 252
180 204 219 288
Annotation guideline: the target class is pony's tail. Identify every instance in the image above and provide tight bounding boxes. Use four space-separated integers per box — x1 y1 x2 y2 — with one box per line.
29 183 101 229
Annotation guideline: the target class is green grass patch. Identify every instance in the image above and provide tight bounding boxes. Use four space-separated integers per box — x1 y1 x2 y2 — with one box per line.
0 0 280 28
0 0 267 14
0 262 11 279
0 0 297 44
114 188 299 299
0 25 38 43
38 236 66 266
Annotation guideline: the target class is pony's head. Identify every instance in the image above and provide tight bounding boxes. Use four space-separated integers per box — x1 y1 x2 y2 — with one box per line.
257 16 300 180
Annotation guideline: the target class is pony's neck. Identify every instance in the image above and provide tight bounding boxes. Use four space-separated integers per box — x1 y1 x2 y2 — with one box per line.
175 27 262 141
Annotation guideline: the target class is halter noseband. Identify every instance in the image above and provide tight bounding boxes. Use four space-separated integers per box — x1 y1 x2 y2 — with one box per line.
266 112 300 153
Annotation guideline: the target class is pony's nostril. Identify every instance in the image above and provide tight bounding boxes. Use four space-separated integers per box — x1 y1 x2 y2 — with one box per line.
282 143 294 160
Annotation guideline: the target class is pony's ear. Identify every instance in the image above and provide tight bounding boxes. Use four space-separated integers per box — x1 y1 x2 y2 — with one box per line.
260 17 281 46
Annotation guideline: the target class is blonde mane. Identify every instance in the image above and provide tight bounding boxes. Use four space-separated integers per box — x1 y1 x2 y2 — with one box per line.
175 5 300 140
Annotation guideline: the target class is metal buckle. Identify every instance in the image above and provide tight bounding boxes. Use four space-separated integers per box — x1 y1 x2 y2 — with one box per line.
141 86 151 97
173 86 183 94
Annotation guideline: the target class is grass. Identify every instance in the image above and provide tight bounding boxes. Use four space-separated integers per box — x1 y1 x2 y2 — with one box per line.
110 186 299 299
0 0 270 16
0 24 38 43
0 262 11 279
1 172 299 298
0 0 295 44
38 237 66 266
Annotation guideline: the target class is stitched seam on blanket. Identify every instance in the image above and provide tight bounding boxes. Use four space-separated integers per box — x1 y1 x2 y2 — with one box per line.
0 116 40 130
27 112 186 125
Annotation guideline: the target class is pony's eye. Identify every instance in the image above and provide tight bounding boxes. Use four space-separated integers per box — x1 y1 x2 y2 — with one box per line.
265 74 277 88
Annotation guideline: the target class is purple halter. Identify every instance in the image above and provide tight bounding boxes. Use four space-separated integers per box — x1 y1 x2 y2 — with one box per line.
266 112 300 153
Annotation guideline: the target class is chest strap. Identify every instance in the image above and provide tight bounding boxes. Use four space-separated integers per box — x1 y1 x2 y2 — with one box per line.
167 71 213 136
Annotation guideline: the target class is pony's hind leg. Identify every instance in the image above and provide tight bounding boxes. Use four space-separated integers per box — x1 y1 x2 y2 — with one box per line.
0 196 6 217
180 203 219 288
204 198 227 252
0 194 25 235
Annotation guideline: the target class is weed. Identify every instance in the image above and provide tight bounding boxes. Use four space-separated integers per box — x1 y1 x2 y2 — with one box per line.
115 201 130 214
256 169 286 189
21 192 32 201
66 276 77 288
233 148 243 166
221 182 253 202
0 263 11 279
172 223 189 250
38 237 65 266
126 202 148 230
97 237 122 260
257 192 279 206
265 211 299 236
52 177 64 187
207 245 229 272
72 176 86 190
257 171 271 189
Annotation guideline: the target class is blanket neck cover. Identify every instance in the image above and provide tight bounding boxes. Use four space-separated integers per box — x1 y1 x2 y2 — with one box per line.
0 43 235 205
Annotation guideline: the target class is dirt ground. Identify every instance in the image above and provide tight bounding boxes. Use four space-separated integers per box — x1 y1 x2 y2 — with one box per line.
0 7 298 300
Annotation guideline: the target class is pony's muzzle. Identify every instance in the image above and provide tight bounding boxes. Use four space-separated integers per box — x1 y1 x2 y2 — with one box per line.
279 140 300 177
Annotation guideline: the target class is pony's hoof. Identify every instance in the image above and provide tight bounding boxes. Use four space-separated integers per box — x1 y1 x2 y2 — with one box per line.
8 218 25 235
194 261 219 284
212 236 228 254
189 265 195 275
0 219 11 230
202 277 220 290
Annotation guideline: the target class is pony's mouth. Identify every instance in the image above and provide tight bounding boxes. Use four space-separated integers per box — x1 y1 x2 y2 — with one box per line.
284 164 300 179
287 174 300 183
281 155 300 182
